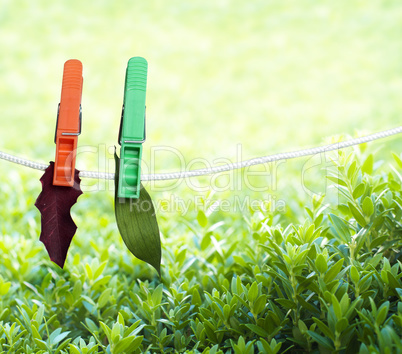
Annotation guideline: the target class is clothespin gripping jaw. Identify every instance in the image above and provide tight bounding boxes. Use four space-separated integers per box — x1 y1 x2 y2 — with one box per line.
118 57 148 199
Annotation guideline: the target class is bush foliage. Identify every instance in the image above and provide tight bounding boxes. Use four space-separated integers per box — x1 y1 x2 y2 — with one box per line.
0 149 402 353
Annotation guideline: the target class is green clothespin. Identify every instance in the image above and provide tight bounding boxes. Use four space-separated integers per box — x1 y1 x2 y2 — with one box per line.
118 57 148 198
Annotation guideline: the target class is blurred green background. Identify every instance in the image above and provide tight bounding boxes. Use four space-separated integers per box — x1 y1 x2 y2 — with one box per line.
0 0 401 264
1 0 401 160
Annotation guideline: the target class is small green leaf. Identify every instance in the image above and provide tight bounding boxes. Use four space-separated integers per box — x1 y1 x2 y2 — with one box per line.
99 321 112 343
52 331 70 345
362 197 374 217
85 264 93 280
197 210 208 228
313 317 334 339
327 176 348 187
117 312 125 326
275 298 296 309
315 254 328 274
0 281 11 296
335 318 348 333
69 344 81 354
307 331 334 350
253 295 267 315
192 288 202 306
114 335 143 353
376 302 389 326
223 304 230 321
111 323 122 343
34 305 44 325
362 154 373 175
348 202 367 227
114 152 161 275
31 325 42 341
248 282 258 303
392 152 402 168
353 183 365 199
298 319 308 334
331 294 342 320
98 288 112 309
324 259 344 283
245 324 269 337
203 320 217 342
34 339 47 350
369 235 388 250
85 318 99 334
152 284 163 306
347 161 357 180
73 280 82 300
329 214 351 243
350 266 359 284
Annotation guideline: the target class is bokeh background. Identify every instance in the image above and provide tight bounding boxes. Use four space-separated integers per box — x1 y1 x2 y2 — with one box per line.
2 1 401 159
0 0 401 267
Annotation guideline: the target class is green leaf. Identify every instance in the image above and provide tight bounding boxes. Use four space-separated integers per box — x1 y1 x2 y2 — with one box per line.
313 318 333 340
152 284 164 306
331 294 342 320
392 152 402 168
68 345 81 354
348 203 367 227
245 324 269 337
34 305 44 325
386 271 401 289
353 183 365 200
369 235 388 250
114 335 143 353
192 288 202 306
203 320 218 342
362 197 374 217
31 325 42 341
85 318 99 334
248 282 258 303
73 280 82 300
114 151 161 275
347 160 357 180
253 295 267 315
324 259 344 283
275 299 296 309
223 304 230 320
350 265 359 284
0 281 11 296
376 302 389 326
329 214 351 243
327 176 347 187
298 319 308 334
98 288 112 309
117 312 124 326
335 318 348 333
362 154 373 175
99 321 112 343
197 210 208 228
315 254 328 274
34 338 48 350
307 330 334 350
52 331 70 345
111 323 122 343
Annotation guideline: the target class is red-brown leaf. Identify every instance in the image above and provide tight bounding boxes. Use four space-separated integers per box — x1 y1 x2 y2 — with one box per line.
35 162 82 268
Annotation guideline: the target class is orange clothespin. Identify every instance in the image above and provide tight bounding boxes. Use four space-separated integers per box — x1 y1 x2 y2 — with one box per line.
53 59 83 187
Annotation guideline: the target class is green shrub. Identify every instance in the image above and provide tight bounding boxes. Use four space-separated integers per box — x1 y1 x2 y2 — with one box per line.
0 149 401 353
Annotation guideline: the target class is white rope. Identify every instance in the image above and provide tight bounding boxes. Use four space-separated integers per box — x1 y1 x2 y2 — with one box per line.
0 126 401 181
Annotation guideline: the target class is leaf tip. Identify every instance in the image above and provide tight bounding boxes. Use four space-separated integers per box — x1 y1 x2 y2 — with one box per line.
152 262 161 278
50 256 66 269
